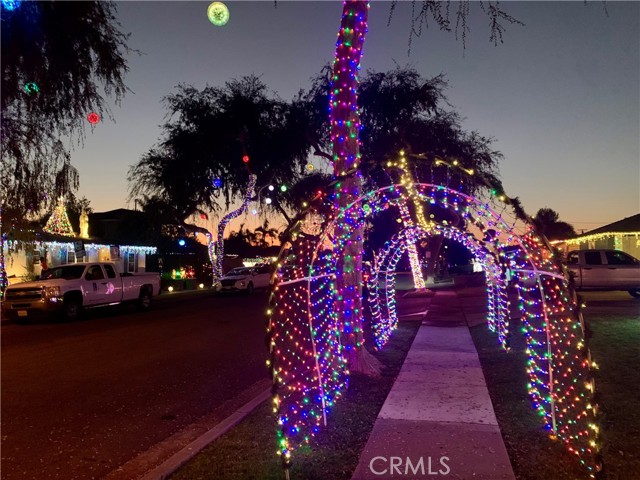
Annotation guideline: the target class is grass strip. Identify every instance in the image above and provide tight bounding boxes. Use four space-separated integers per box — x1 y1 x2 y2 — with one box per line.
470 311 640 479
587 312 640 479
171 320 422 480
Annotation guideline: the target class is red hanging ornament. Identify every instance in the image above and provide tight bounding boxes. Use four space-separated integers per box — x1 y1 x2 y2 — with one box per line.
242 155 250 163
87 112 100 124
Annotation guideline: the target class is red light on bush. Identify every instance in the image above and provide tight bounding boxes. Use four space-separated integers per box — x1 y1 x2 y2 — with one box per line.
242 155 250 163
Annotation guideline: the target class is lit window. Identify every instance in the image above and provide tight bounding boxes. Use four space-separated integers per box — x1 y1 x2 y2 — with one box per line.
126 253 138 273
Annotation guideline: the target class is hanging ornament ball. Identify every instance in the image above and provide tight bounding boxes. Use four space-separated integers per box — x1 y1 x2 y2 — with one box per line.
305 163 314 172
268 185 275 191
265 198 272 205
280 185 287 192
87 112 100 124
212 178 223 188
251 209 258 215
207 2 229 26
200 213 207 220
242 155 250 164
24 82 39 94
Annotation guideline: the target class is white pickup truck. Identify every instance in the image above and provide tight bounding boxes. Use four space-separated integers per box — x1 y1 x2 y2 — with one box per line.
2 262 161 321
566 249 640 297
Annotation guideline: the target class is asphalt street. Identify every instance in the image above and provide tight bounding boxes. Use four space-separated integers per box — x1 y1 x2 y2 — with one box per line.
1 290 270 480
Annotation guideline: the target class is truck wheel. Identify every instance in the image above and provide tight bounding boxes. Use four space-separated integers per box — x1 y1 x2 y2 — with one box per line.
138 289 152 310
62 297 82 322
629 289 640 298
245 282 254 295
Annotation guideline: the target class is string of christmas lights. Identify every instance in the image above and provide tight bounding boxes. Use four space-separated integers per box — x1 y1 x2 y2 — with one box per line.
0 208 8 299
397 202 426 290
214 174 257 280
560 231 639 245
43 241 156 256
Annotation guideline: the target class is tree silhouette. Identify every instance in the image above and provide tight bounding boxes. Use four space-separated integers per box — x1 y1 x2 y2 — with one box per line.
128 76 314 222
1 0 132 220
129 67 501 232
534 207 577 241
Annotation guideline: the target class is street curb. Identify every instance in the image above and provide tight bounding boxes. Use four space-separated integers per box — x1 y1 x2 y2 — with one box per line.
140 388 272 480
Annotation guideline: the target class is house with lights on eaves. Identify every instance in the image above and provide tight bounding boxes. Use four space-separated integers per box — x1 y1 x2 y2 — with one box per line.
2 200 157 285
552 213 640 259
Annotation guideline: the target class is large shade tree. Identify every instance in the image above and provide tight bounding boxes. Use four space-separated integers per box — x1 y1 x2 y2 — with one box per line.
1 0 131 219
131 68 502 233
1 0 131 293
128 76 323 280
128 76 316 228
306 66 504 279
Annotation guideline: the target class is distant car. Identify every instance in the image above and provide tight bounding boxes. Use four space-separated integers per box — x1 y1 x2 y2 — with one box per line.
216 265 272 294
566 249 640 297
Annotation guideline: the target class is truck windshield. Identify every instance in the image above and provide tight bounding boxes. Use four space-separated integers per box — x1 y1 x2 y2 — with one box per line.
41 265 86 280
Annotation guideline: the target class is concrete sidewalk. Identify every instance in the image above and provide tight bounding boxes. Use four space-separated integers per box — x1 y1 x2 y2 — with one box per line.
351 288 515 480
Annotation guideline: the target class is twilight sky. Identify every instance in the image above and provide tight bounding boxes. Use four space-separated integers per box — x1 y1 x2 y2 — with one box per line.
71 1 639 233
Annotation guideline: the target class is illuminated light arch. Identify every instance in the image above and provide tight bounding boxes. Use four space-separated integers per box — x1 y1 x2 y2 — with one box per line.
368 222 509 350
433 225 510 346
267 181 599 477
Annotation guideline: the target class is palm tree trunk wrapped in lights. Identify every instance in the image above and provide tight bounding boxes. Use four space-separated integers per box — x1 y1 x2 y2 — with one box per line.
329 0 381 374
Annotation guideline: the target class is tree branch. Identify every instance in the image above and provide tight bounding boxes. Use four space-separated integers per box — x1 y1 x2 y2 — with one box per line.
272 200 293 226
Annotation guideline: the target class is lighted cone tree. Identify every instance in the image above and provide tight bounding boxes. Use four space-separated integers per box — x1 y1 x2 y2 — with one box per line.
43 197 76 237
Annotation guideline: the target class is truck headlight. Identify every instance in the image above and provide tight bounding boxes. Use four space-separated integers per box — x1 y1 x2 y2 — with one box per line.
44 286 61 299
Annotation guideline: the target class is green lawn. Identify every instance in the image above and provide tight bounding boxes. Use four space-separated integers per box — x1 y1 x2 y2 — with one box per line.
470 294 640 480
170 320 422 480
